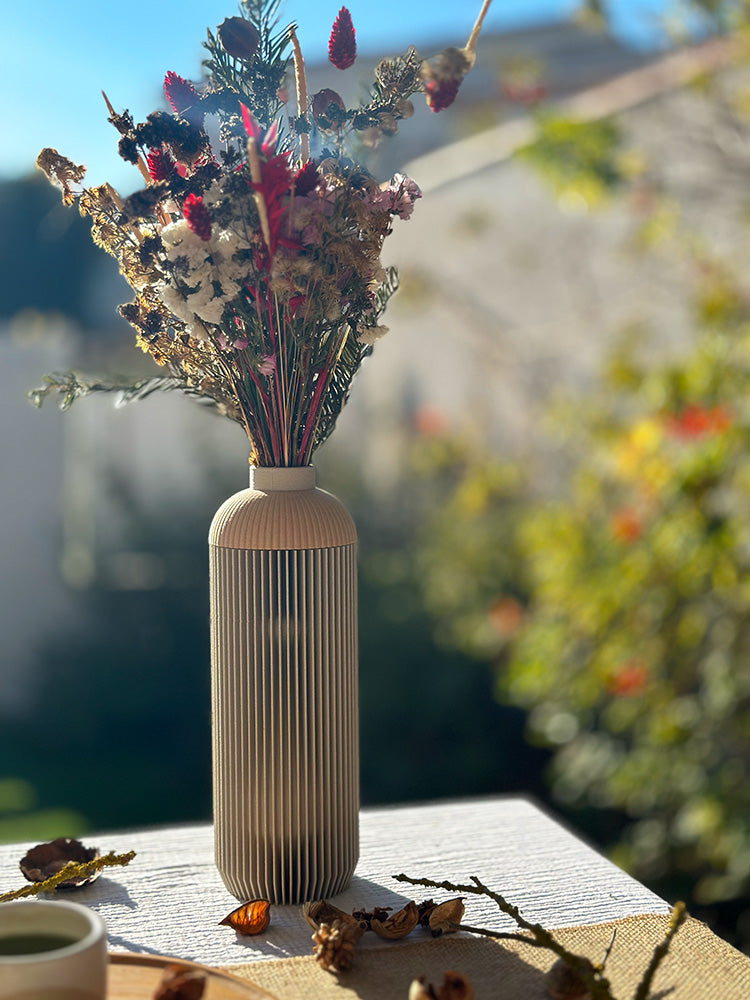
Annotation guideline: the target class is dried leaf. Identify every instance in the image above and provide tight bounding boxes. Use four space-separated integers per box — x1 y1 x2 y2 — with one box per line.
20 838 100 889
428 898 465 937
153 964 206 1000
370 900 419 939
219 898 271 935
302 899 359 932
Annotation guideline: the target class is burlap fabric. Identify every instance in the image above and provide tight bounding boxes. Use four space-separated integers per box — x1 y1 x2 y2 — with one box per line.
225 914 750 999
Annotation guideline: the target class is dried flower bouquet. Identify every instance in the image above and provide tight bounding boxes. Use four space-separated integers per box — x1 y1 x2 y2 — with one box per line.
35 0 491 466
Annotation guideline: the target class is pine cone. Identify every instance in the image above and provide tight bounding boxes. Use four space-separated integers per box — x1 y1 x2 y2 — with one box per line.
312 919 362 973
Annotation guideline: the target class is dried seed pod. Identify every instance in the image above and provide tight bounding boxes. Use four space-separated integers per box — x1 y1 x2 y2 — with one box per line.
302 899 358 932
436 971 474 1000
417 899 438 927
396 98 415 120
219 899 271 936
377 112 398 136
312 919 363 973
217 17 259 60
351 905 392 931
153 964 206 1000
544 958 592 999
409 977 436 1000
311 89 346 131
370 900 419 939
409 971 474 1000
20 838 100 889
428 897 465 937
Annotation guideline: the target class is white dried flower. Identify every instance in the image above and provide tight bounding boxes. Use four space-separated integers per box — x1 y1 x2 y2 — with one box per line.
357 324 388 346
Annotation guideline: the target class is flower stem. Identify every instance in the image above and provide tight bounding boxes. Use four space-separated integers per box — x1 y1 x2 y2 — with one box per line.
465 0 493 62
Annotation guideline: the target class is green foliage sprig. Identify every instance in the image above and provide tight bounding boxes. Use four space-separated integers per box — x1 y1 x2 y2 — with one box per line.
28 371 231 416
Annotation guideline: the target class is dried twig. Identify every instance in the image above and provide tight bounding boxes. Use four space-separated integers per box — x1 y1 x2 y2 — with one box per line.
0 851 136 903
394 873 687 1000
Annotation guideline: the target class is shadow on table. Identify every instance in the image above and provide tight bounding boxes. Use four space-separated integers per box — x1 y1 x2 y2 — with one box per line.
238 934 549 999
340 936 547 999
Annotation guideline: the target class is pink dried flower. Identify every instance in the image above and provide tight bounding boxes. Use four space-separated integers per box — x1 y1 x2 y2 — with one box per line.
425 77 461 113
146 147 175 182
163 71 204 127
388 173 422 219
328 7 356 70
421 46 472 113
183 193 212 241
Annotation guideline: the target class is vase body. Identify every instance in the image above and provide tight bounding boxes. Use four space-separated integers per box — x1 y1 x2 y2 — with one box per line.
208 465 359 903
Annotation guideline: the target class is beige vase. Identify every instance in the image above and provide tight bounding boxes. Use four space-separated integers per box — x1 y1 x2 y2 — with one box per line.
208 465 359 903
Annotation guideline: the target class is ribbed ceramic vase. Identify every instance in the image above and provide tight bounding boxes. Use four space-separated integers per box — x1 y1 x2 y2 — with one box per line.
208 465 359 903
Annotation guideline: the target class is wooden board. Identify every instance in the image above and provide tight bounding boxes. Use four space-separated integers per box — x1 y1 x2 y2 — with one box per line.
108 952 277 1000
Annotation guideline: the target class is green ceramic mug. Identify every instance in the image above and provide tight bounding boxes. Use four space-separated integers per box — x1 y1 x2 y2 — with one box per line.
0 899 107 1000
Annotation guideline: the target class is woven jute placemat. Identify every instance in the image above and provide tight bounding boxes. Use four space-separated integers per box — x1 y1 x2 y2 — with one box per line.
224 913 750 999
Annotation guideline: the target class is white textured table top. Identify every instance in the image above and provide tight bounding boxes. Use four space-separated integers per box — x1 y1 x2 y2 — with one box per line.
0 796 669 968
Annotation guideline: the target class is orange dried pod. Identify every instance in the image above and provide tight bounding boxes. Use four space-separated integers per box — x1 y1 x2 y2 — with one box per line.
219 899 271 935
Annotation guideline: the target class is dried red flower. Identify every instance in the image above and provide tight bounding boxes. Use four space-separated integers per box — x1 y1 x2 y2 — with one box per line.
163 72 204 128
147 147 175 182
252 151 295 258
294 160 320 197
183 193 212 241
240 103 262 141
425 77 461 113
328 7 357 70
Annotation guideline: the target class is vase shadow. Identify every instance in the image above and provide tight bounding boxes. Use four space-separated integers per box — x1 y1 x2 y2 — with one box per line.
337 936 548 999
332 873 415 914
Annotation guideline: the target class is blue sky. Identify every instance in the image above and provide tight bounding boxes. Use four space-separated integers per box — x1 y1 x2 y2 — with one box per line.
7 0 682 190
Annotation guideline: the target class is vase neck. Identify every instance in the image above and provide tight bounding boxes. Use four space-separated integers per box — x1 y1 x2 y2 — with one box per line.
250 466 316 492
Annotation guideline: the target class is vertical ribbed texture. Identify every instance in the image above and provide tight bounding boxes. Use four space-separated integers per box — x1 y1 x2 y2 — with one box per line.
210 542 359 904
